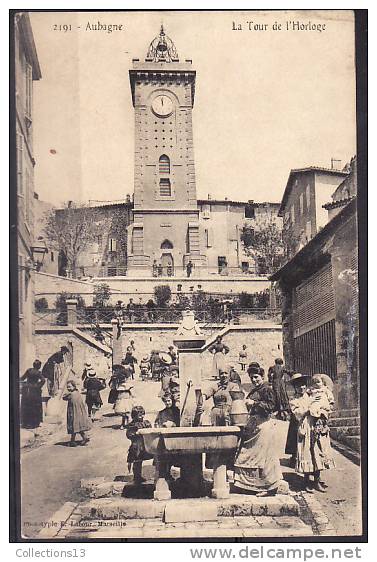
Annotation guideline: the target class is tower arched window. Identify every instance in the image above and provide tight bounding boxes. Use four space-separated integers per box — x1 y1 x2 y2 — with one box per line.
159 154 170 174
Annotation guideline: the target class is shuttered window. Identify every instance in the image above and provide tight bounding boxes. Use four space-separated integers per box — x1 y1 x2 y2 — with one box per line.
159 178 171 197
294 319 337 380
293 263 335 336
159 155 170 174
132 227 143 254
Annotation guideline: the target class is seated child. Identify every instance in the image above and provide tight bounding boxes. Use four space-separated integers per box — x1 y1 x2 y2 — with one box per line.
308 374 334 419
126 406 153 485
114 366 135 429
155 393 180 428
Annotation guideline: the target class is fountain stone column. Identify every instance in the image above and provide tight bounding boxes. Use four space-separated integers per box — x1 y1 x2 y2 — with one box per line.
172 310 206 496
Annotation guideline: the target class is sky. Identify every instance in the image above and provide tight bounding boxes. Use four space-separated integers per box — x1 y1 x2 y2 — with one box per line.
29 10 357 206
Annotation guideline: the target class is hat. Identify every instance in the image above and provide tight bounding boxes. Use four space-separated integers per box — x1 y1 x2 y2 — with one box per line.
247 362 261 375
289 373 308 385
219 368 229 375
85 362 91 367
87 369 96 377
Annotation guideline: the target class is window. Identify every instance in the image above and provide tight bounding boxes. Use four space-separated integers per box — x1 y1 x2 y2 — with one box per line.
18 255 23 316
25 169 31 225
25 62 33 121
51 251 54 262
108 238 117 252
159 178 171 197
245 204 255 219
290 205 295 224
161 239 173 249
299 193 304 215
159 154 170 174
177 284 182 292
306 221 312 241
306 184 311 209
97 234 103 246
205 228 213 248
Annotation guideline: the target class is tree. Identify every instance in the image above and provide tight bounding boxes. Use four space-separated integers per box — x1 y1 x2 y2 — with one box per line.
35 297 48 312
154 285 172 308
93 283 111 308
44 202 101 278
241 215 295 275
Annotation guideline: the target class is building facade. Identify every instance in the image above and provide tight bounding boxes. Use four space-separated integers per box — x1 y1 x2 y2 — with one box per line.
278 166 348 258
41 28 282 282
127 27 206 277
271 159 359 450
15 13 42 372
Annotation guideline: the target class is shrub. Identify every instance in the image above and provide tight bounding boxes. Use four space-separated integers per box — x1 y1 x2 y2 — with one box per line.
93 283 111 308
35 297 48 312
154 285 172 308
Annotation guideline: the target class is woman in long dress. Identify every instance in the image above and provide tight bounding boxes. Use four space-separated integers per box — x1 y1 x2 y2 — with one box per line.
290 374 335 493
267 358 290 420
20 360 45 429
233 363 288 495
208 336 230 378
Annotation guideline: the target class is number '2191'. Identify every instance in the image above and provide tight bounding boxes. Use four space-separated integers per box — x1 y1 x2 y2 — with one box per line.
53 24 72 32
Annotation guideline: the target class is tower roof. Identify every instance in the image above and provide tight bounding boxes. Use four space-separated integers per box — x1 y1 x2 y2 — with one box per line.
146 25 179 63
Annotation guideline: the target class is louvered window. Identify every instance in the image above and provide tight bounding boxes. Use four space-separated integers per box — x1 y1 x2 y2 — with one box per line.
159 178 171 197
293 263 335 336
159 155 170 174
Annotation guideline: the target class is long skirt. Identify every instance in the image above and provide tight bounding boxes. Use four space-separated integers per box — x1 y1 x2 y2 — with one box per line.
285 416 299 456
212 352 227 377
296 415 335 474
21 391 43 429
234 417 285 492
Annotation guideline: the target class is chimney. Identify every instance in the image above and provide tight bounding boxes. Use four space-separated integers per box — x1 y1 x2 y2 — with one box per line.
331 158 342 170
207 194 211 200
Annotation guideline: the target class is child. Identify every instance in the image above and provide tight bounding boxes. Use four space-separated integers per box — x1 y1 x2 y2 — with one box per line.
84 369 106 422
239 345 248 371
155 393 180 428
122 347 138 380
126 406 153 485
307 374 334 419
114 367 135 429
140 356 151 381
63 380 91 447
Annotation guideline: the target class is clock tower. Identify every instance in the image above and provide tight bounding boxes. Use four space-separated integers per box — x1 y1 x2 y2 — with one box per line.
128 26 206 276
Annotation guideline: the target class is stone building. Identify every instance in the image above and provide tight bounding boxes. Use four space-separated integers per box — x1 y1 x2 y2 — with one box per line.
278 165 349 258
271 157 359 450
41 27 282 283
15 13 42 371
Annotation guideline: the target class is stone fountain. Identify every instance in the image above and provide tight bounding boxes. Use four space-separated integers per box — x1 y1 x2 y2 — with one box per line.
139 310 240 500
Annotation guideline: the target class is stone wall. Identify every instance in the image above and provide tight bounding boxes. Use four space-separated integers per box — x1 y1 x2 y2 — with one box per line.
34 325 282 380
34 330 111 378
34 271 271 307
35 272 103 307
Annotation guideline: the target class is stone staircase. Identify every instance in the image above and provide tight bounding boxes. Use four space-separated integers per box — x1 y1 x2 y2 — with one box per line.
329 408 360 453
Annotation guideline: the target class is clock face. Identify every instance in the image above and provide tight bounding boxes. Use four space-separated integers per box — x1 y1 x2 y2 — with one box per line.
152 95 173 117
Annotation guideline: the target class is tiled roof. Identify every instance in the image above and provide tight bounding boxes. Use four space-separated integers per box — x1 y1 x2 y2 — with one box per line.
322 195 356 210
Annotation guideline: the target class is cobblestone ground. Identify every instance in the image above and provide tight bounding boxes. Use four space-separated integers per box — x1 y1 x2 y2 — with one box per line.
21 381 363 539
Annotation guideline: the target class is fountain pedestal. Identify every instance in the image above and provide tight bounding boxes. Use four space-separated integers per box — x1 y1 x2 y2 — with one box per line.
140 310 241 500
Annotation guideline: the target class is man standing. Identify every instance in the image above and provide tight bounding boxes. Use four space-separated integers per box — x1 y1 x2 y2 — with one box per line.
186 260 193 278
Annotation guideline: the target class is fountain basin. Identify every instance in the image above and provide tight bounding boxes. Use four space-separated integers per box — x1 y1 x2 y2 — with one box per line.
139 426 241 456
